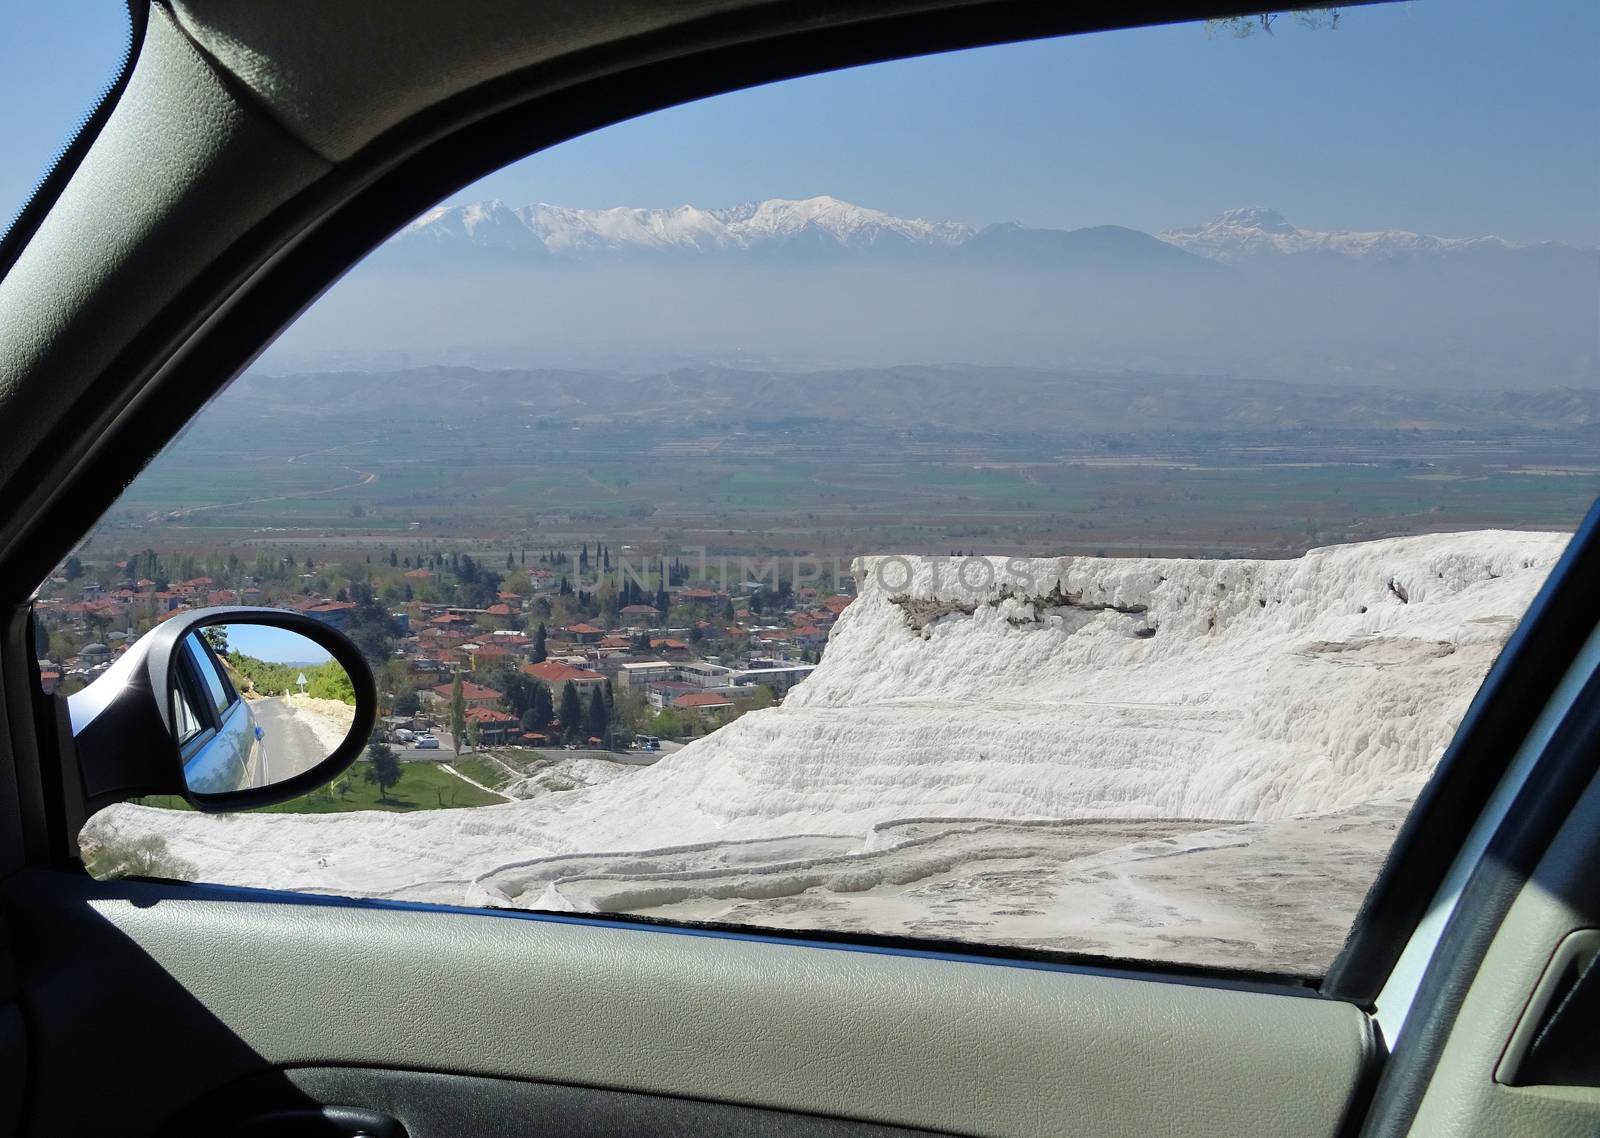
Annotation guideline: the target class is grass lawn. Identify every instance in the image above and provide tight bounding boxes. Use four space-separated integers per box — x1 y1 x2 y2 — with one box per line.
450 755 517 791
138 760 507 814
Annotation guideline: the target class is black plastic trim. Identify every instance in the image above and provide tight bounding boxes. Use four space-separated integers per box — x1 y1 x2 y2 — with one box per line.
1323 499 1600 1005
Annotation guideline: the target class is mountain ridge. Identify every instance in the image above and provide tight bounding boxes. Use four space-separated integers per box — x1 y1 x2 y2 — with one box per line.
389 194 1587 266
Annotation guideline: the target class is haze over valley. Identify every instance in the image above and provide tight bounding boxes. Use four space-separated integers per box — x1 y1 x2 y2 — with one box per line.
266 196 1600 391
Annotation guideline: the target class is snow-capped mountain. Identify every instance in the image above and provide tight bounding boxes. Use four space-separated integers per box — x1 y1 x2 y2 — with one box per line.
390 195 1585 272
1159 206 1523 264
397 195 975 259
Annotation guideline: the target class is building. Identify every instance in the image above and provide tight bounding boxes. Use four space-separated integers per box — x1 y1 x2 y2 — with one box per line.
78 643 111 668
463 706 519 746
645 681 696 711
674 691 734 717
468 642 514 670
676 660 735 689
302 599 357 629
734 664 816 695
428 679 504 709
619 603 659 626
678 587 726 604
522 659 606 695
616 660 674 689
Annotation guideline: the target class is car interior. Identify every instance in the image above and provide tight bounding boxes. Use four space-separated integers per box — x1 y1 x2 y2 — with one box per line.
0 2 1597 1136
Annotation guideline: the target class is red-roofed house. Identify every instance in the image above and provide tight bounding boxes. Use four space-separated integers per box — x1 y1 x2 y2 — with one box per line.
469 643 513 669
429 680 504 708
463 706 518 745
674 691 734 716
522 660 605 695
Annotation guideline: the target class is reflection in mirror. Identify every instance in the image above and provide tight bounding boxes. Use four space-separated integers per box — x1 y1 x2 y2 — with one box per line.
178 623 356 797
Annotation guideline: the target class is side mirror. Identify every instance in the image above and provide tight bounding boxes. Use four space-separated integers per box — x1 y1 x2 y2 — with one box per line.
66 607 376 814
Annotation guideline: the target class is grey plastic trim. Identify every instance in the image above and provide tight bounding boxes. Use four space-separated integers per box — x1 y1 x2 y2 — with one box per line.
1496 928 1600 1087
1373 622 1600 1043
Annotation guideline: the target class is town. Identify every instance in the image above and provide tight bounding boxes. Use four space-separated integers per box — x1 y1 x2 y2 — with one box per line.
35 542 849 769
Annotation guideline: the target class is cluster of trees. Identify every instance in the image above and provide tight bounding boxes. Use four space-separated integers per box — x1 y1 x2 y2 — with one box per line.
446 669 614 753
225 651 357 705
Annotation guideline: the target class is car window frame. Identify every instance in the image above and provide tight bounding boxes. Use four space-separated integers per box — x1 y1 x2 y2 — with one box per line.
0 0 1594 1013
171 646 220 763
185 636 237 718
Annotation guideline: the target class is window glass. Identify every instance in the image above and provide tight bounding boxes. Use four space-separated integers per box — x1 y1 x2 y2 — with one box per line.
187 638 233 717
52 3 1600 977
172 676 206 745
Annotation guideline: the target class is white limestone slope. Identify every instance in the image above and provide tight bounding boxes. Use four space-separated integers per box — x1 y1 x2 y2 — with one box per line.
84 531 1566 967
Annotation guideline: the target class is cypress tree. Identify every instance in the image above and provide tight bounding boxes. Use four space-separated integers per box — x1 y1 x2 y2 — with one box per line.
560 682 584 744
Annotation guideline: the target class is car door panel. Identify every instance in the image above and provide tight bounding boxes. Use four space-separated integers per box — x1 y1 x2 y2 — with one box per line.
4 870 1377 1138
170 1067 954 1137
1391 767 1600 1137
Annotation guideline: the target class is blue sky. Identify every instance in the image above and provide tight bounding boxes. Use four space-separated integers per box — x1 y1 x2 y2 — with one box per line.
0 1 130 235
3 2 1596 245
223 624 331 666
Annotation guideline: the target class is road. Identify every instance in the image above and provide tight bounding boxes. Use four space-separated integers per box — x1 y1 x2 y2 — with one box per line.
388 737 681 764
394 732 456 762
251 697 335 783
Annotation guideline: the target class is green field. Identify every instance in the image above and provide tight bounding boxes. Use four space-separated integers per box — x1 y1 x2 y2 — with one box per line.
449 755 519 791
137 760 507 814
84 364 1599 560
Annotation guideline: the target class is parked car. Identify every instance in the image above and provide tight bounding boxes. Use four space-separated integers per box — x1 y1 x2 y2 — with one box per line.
414 735 440 750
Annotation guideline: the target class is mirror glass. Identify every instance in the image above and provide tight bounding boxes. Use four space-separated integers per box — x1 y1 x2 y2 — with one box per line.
176 623 357 797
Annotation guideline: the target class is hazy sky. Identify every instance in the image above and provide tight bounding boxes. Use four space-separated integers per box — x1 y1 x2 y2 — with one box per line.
446 0 1600 245
3 2 1596 247
224 624 332 666
0 2 131 234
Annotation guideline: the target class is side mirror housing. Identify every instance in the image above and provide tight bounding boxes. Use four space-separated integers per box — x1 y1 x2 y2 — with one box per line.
65 607 376 816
